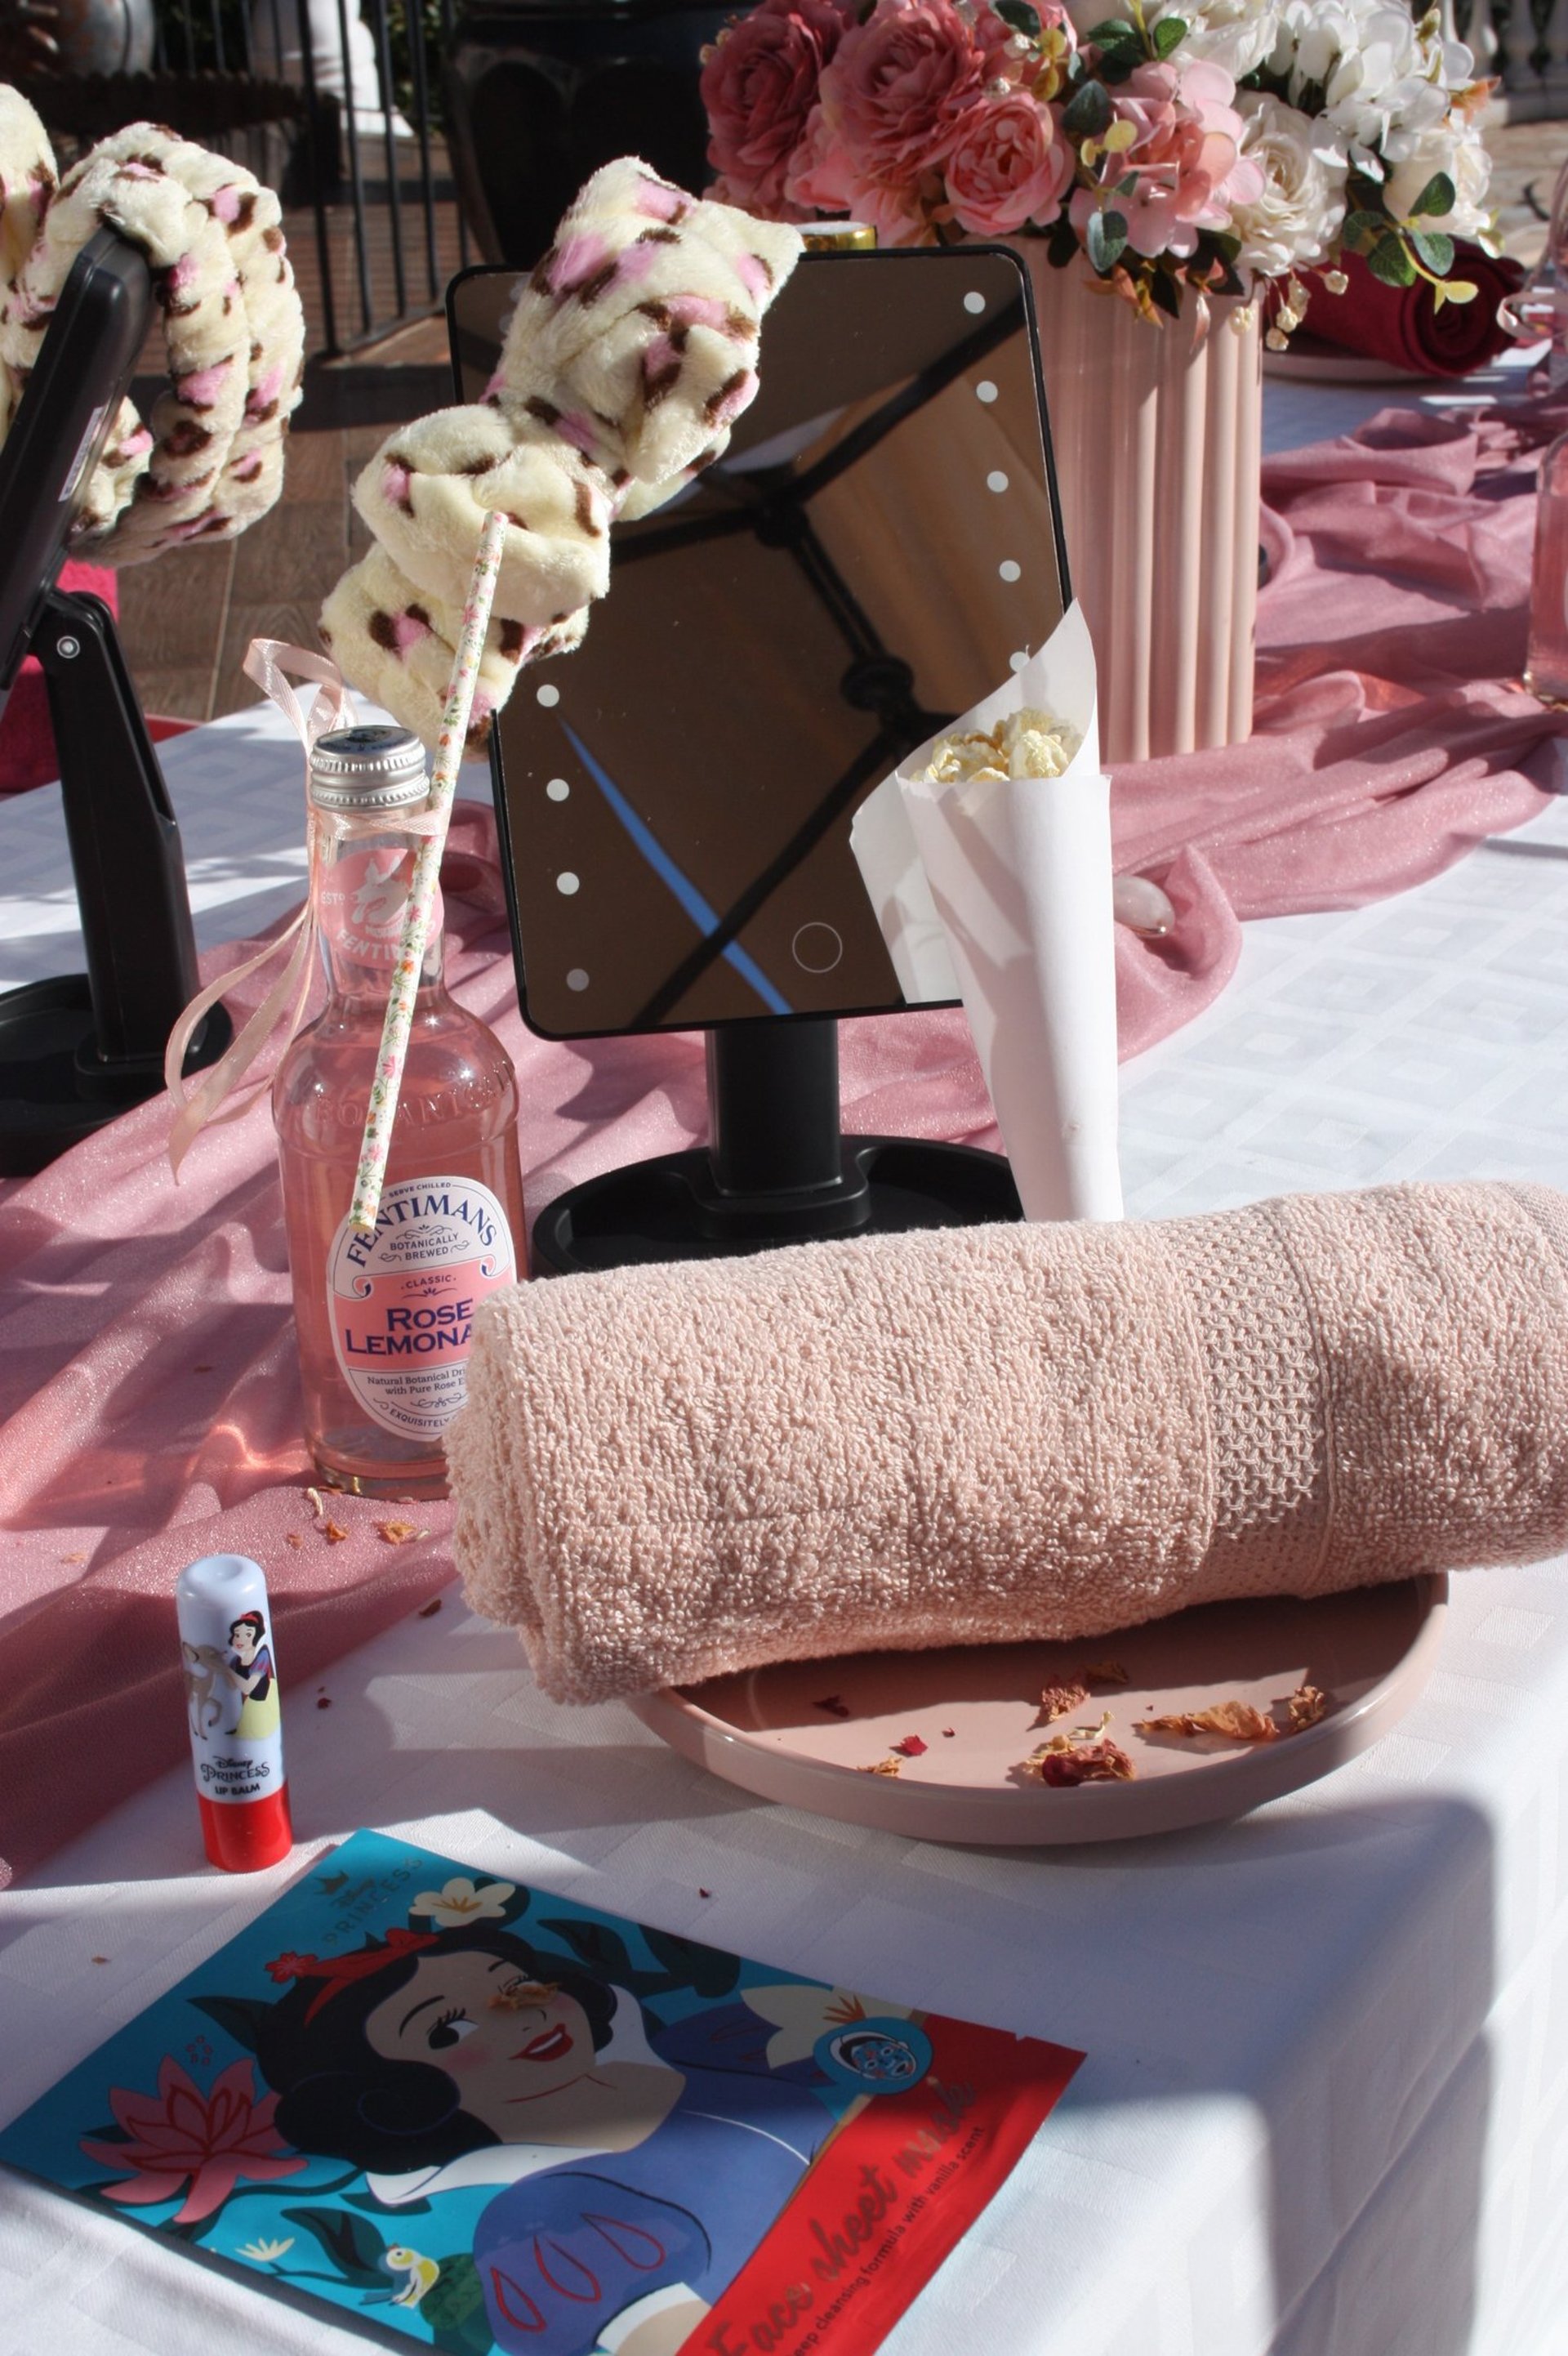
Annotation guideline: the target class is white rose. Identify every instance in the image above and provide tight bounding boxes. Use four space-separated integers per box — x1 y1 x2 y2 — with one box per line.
1267 0 1478 167
1174 0 1282 79
1063 0 1280 74
1383 123 1491 241
1228 91 1348 279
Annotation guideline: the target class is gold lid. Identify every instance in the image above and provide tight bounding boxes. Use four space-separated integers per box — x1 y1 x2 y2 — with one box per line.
802 221 876 252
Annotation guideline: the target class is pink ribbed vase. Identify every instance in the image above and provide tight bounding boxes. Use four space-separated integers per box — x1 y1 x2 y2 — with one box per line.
1013 244 1263 765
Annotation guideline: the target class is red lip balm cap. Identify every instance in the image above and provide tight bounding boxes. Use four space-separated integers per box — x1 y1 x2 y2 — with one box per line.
196 1787 293 1873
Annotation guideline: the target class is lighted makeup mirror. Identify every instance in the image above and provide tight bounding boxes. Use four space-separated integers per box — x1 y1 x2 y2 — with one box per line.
448 246 1070 1269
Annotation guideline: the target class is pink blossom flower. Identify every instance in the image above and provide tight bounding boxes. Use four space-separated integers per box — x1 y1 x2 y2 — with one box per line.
702 0 856 216
80 2057 305 2226
818 0 1013 188
943 91 1074 236
1085 56 1264 261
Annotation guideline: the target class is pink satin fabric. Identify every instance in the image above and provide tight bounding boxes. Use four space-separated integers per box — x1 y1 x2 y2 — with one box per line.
2 394 1566 1887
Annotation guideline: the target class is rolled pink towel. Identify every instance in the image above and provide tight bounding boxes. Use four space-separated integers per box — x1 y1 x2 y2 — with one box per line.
448 1182 1568 1703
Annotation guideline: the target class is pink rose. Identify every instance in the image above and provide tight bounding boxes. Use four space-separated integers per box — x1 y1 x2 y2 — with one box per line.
782 101 933 243
1076 55 1263 261
702 0 856 216
944 91 1073 236
782 102 859 213
818 0 1012 185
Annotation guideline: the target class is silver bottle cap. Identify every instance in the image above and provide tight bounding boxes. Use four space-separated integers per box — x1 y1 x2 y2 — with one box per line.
309 724 429 813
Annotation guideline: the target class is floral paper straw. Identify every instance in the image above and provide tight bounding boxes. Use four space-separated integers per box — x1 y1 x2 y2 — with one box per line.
349 508 508 1236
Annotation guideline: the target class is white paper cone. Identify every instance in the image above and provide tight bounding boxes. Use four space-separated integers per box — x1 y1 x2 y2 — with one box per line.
849 770 960 1004
853 601 1122 1224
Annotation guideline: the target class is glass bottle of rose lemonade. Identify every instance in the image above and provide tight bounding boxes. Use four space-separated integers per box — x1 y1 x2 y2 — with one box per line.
271 725 525 1498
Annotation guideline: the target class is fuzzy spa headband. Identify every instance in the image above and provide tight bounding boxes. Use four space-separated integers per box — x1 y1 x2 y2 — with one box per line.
319 158 804 751
0 84 305 563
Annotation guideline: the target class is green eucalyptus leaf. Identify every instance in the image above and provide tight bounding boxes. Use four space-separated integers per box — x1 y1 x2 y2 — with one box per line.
1409 171 1455 218
1149 268 1183 319
994 0 1042 37
1367 234 1416 288
1062 76 1114 138
1086 207 1128 274
1152 16 1187 56
1343 207 1388 245
1086 15 1143 51
1410 229 1454 274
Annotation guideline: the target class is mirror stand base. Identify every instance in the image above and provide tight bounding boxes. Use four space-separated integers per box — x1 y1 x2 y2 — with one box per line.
531 1134 1022 1274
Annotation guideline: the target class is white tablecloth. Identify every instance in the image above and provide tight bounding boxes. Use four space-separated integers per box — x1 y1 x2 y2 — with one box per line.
4 364 1568 2356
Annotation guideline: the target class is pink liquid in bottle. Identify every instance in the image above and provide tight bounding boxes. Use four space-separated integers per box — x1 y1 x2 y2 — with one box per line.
1527 427 1568 707
271 725 526 1499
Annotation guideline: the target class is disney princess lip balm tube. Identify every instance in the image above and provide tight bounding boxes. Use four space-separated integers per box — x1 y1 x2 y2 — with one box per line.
176 1554 293 1872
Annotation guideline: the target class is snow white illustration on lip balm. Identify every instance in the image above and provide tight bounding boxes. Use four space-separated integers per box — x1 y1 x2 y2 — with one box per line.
223 1609 280 1741
252 1918 925 2356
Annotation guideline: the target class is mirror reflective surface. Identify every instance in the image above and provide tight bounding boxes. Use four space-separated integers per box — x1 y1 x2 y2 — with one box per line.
449 248 1068 1037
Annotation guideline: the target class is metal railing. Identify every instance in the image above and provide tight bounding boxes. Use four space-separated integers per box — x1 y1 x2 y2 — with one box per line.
1441 0 1568 118
151 0 470 355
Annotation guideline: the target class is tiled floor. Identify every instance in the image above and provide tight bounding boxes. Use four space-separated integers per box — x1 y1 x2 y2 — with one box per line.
114 116 1568 727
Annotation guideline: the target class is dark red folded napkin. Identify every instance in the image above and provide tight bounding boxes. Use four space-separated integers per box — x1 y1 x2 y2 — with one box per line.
0 562 118 794
1290 243 1524 378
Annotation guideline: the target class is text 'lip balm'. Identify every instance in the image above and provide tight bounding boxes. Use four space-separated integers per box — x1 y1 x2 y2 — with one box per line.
175 1553 293 1872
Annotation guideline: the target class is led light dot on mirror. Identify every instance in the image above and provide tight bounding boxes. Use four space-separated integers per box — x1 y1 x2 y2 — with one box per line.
999 560 1022 582
976 380 999 404
963 291 985 314
987 470 1009 493
546 778 570 801
556 871 580 895
566 968 590 992
536 684 560 707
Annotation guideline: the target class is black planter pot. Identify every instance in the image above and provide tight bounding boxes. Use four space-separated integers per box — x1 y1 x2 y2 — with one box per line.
443 0 733 265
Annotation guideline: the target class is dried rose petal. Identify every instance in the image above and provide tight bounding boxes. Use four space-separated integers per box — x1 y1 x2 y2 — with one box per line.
1285 1682 1328 1732
321 1520 350 1545
376 1519 423 1545
1137 1698 1277 1742
1081 1659 1129 1685
1036 1679 1091 1726
1035 1739 1136 1787
283 1532 304 1550
417 1595 443 1618
814 1694 850 1718
858 1756 902 1777
941 1727 956 1738
891 1734 928 1758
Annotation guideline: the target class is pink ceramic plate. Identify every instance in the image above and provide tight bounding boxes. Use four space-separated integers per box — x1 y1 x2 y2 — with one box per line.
631 1579 1446 1845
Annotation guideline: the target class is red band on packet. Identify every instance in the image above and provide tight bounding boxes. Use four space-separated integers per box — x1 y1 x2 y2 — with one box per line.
681 2012 1081 2356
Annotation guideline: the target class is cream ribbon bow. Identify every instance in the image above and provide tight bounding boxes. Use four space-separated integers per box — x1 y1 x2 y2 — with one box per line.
163 640 441 1177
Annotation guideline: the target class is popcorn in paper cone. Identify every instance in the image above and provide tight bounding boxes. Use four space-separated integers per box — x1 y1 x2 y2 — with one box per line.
849 601 1121 1224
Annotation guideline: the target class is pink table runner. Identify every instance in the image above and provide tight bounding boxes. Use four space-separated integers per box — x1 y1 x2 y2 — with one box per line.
2 394 1566 1888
